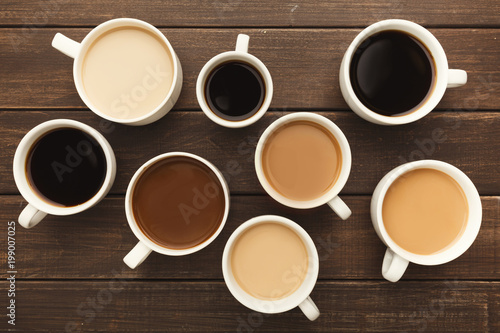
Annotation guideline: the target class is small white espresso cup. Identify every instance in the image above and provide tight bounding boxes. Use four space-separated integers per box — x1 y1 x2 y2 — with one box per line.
52 18 183 126
371 160 482 282
222 215 320 321
13 119 117 229
123 152 230 269
339 19 467 125
255 112 352 220
196 34 273 128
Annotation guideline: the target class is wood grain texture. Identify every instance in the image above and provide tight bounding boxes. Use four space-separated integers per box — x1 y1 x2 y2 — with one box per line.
1 0 500 27
0 280 497 332
1 195 498 279
1 111 499 195
0 29 498 110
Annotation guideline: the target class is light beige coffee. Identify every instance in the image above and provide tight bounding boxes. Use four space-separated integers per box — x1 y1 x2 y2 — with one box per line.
231 222 308 300
82 27 174 120
262 120 342 201
382 168 468 255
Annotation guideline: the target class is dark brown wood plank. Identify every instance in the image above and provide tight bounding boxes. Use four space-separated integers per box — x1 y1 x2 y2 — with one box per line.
0 195 498 279
1 111 499 195
1 0 499 27
0 28 498 110
0 280 497 332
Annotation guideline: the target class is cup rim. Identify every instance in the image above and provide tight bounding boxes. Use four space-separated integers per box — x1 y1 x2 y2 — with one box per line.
196 50 273 128
12 119 116 216
255 112 351 209
371 160 482 265
124 152 230 256
340 19 449 125
72 18 180 124
222 215 319 314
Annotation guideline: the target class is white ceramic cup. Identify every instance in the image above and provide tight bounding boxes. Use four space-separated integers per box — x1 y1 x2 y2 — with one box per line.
52 18 183 126
255 112 352 220
196 34 273 128
222 215 320 321
123 152 230 269
13 119 117 229
339 19 467 125
371 160 482 282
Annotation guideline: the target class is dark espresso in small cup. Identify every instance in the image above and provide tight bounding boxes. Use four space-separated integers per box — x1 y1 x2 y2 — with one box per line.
27 128 107 207
132 156 226 249
205 61 265 121
350 30 435 116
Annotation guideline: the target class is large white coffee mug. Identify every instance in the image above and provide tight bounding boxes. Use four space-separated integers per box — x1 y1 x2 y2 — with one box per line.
13 119 117 229
123 152 230 269
255 112 352 220
339 19 467 125
222 215 320 321
52 18 183 126
371 160 482 282
196 34 273 128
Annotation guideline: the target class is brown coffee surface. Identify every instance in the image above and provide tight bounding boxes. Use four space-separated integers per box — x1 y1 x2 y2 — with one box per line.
132 156 225 249
231 222 308 300
82 27 174 120
262 120 342 201
382 168 468 255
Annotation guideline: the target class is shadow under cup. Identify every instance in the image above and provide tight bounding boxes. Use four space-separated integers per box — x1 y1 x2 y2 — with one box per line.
130 155 227 250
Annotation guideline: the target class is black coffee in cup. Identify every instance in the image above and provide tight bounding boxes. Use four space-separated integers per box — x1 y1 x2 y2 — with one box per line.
26 128 107 207
204 61 265 121
350 30 435 116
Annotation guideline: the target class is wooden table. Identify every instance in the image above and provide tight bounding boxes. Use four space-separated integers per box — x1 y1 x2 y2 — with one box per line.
1 1 499 332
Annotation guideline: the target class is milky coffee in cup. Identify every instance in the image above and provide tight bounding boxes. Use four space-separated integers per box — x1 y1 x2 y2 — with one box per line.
81 26 174 120
261 120 342 201
382 168 468 255
231 222 308 300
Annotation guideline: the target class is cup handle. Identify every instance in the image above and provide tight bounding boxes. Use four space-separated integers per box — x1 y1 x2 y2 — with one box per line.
327 196 352 220
123 241 153 269
447 69 467 88
52 33 81 59
382 248 409 282
18 203 47 229
235 34 250 53
298 296 320 321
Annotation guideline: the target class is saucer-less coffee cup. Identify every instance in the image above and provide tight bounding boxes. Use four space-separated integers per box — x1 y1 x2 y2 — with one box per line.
255 112 352 220
13 119 116 229
222 215 320 321
196 34 273 128
371 160 482 282
339 19 467 125
123 152 230 269
52 18 183 126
